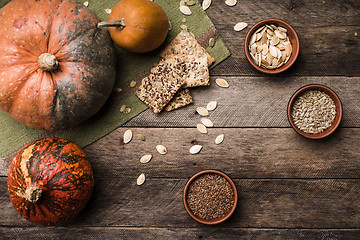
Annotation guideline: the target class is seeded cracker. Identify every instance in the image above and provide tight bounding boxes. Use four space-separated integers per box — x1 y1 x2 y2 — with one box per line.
135 60 185 113
164 88 193 111
160 31 215 88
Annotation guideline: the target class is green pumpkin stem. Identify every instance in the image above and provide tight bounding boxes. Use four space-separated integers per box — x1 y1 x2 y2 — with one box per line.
97 18 126 31
24 185 42 203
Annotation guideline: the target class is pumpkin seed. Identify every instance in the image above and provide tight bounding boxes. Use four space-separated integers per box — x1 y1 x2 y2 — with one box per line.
180 5 192 15
225 0 237 6
120 104 126 113
137 133 146 141
124 107 132 114
123 129 132 144
137 173 145 186
215 134 224 145
83 1 89 7
187 0 196 6
156 145 167 155
196 107 210 116
201 118 214 127
129 81 137 88
197 123 208 134
216 78 229 88
105 8 112 14
189 145 202 154
209 38 215 48
234 22 248 32
140 154 152 163
202 0 211 10
206 101 217 111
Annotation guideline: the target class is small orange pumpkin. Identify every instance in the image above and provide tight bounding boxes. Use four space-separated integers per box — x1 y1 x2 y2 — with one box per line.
99 0 169 53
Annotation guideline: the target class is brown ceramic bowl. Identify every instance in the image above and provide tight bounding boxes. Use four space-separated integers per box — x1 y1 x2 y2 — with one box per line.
287 84 343 139
183 170 238 225
244 18 300 74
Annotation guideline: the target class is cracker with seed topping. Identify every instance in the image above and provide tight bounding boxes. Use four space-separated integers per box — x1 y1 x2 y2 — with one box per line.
160 31 215 88
135 60 185 113
163 88 193 111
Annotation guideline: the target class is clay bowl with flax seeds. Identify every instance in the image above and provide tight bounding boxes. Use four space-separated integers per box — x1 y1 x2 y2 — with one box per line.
183 170 238 225
287 84 342 139
244 19 300 74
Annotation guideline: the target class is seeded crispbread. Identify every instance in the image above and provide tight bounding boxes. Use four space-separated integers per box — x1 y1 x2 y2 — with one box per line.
135 60 185 113
160 31 215 88
163 88 193 111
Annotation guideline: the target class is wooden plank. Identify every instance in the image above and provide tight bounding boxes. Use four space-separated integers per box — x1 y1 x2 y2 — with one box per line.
2 128 360 178
1 177 360 228
1 227 360 240
125 76 360 128
206 0 360 76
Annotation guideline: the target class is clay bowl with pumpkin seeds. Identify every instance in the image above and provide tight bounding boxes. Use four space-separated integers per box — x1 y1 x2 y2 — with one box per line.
287 84 343 139
183 170 238 225
244 19 300 74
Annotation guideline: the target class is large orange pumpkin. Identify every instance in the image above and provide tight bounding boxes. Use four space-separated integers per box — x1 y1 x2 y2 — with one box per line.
99 0 169 53
0 0 116 130
7 137 94 225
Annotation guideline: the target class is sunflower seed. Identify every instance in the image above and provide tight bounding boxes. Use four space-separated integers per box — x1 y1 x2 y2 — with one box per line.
215 134 224 144
202 0 211 10
130 81 137 88
225 0 237 6
123 129 132 144
278 26 287 32
156 145 167 155
206 101 217 111
196 107 210 116
201 118 214 127
137 173 145 186
105 8 112 14
197 123 207 134
180 5 192 15
83 1 89 7
120 104 126 113
140 154 152 163
234 22 248 32
137 133 146 141
189 145 202 154
209 38 215 48
216 78 229 88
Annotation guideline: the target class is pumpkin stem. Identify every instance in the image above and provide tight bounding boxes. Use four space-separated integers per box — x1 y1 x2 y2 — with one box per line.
24 185 42 203
97 18 126 31
38 53 59 71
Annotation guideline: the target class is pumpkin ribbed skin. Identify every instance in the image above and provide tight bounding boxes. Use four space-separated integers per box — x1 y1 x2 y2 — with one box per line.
0 0 116 130
7 137 94 225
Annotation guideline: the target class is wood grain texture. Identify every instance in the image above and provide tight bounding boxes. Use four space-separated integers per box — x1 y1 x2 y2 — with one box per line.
1 227 360 240
206 0 360 76
1 177 360 229
125 76 360 128
2 127 360 178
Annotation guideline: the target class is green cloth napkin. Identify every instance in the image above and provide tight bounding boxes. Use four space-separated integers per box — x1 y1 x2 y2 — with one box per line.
0 0 231 161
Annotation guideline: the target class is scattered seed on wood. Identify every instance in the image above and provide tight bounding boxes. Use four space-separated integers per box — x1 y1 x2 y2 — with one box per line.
123 129 132 144
129 81 137 88
137 133 146 141
216 78 229 88
182 18 187 23
168 21 172 31
206 101 217 111
225 0 237 6
137 173 145 186
120 104 126 113
196 107 210 116
140 154 152 163
197 123 208 134
209 38 215 48
234 22 248 32
156 145 167 154
83 1 89 7
201 118 214 127
202 0 211 10
189 145 202 154
113 88 122 92
105 8 112 14
187 0 196 6
180 5 192 15
124 107 132 114
215 134 224 144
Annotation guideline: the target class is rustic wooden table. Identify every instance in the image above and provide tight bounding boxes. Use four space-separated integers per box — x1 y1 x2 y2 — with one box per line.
1 0 360 239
